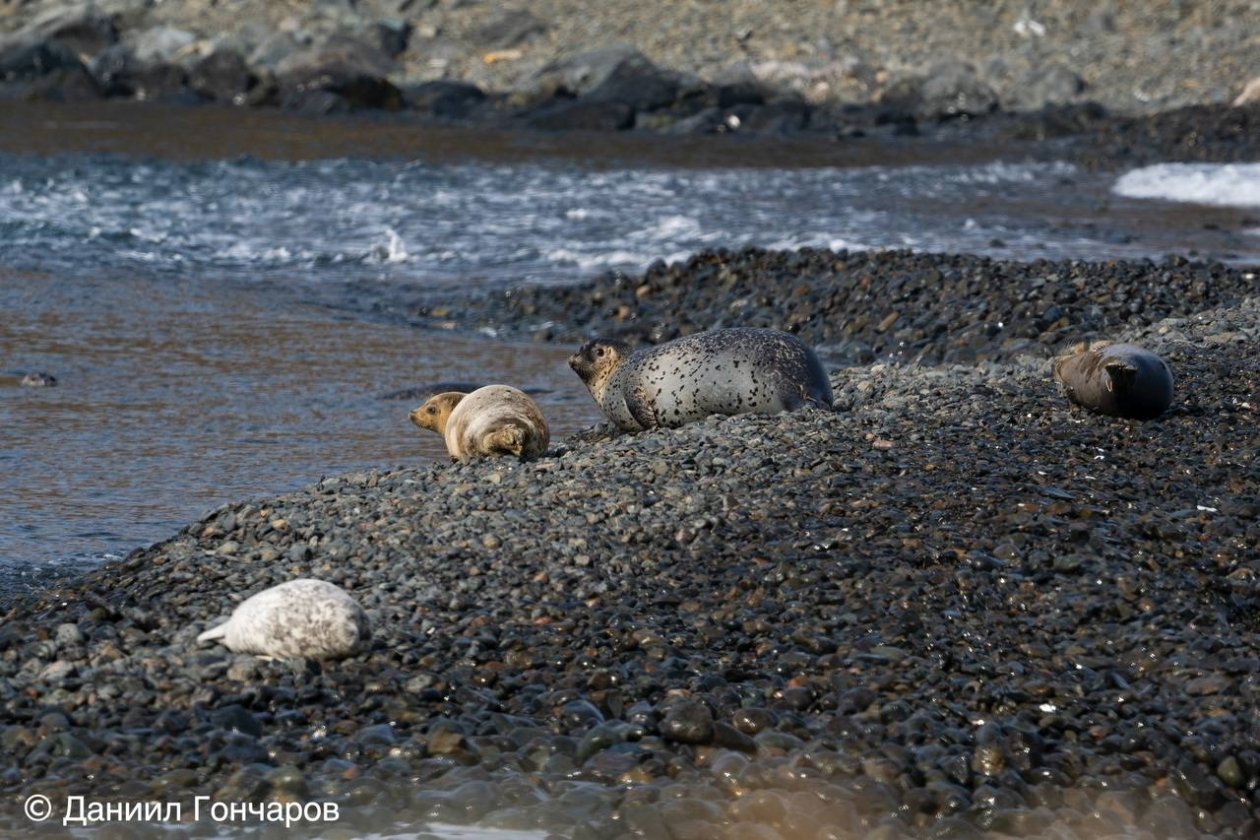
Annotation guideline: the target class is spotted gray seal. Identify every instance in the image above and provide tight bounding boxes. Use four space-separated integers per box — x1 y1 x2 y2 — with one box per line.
569 327 834 431
196 579 370 660
1053 342 1174 420
410 384 550 461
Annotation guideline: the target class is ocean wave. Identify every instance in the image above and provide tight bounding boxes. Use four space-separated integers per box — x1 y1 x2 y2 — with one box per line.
1112 163 1260 208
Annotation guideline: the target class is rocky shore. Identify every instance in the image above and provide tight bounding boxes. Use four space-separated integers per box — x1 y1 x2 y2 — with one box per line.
2 248 1258 838
2 0 1260 157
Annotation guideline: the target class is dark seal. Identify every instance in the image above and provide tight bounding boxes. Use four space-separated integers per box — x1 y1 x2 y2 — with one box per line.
569 327 834 431
1053 342 1174 420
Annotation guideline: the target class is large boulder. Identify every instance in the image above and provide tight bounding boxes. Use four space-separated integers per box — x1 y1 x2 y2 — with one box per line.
89 45 195 103
521 47 698 131
28 7 118 56
404 79 487 119
0 9 112 103
188 47 259 105
583 52 687 112
0 39 80 81
276 34 402 112
533 45 647 97
522 98 635 132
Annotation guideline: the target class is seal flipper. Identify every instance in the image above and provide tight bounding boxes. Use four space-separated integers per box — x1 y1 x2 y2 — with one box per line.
198 623 228 643
626 383 658 430
487 425 526 457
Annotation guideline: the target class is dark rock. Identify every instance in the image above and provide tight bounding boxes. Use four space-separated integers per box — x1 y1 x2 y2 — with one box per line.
404 79 487 118
523 98 634 132
0 57 102 101
209 704 263 738
36 9 119 57
660 700 714 745
534 45 645 97
90 45 193 102
0 39 81 81
277 35 403 112
584 53 684 113
188 48 257 105
715 80 767 109
739 99 811 134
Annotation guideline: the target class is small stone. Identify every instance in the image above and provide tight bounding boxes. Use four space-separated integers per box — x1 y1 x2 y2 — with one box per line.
54 623 84 646
660 700 714 745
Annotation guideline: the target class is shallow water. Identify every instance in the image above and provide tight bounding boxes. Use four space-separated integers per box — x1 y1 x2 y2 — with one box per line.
2 102 1259 602
0 267 597 599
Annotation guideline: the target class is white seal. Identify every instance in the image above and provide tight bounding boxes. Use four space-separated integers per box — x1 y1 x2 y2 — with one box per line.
197 579 370 659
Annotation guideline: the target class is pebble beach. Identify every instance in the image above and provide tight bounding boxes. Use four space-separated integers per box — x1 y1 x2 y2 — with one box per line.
3 0 1260 836
3 248 1259 838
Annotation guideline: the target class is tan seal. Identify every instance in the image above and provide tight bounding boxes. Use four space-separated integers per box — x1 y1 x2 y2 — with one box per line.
197 578 370 660
410 384 550 461
569 327 834 432
1053 341 1173 420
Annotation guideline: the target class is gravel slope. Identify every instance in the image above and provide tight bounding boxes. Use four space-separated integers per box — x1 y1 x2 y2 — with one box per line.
2 252 1258 839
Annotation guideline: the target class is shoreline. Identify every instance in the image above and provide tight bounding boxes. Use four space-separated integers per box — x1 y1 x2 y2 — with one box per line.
3 247 1258 838
2 1 1258 124
0 97 1258 175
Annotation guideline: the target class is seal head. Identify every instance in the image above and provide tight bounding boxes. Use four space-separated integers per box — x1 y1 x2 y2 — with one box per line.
410 392 463 438
1053 342 1173 420
411 385 550 461
570 327 834 432
569 338 631 414
196 578 370 660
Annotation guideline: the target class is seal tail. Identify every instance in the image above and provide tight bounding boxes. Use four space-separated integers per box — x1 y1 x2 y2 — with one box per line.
197 622 229 643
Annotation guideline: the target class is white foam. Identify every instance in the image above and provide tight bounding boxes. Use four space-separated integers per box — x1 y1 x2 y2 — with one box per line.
368 228 410 264
1112 163 1260 208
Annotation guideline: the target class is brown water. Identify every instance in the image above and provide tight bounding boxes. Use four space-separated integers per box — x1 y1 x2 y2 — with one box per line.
1 266 599 594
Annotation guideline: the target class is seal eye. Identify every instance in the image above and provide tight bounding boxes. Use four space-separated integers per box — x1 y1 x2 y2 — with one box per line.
426 406 436 415
595 347 605 358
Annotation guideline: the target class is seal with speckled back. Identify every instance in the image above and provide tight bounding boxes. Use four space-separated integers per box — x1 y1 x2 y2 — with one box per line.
1053 342 1174 420
197 578 370 660
569 327 834 431
410 384 550 461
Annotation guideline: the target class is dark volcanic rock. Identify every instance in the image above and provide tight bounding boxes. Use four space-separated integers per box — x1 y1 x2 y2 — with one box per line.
188 47 258 105
89 44 194 103
1075 101 1260 169
522 97 635 132
277 35 403 113
583 52 686 113
404 79 487 119
463 248 1259 367
0 38 81 81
